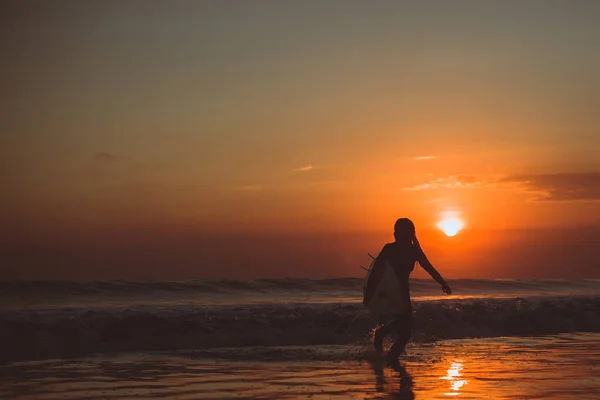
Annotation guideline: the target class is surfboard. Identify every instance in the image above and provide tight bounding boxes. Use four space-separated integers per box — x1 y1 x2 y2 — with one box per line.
363 255 406 317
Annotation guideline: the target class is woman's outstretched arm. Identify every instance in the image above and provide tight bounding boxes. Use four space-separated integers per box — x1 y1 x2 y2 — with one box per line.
415 239 452 294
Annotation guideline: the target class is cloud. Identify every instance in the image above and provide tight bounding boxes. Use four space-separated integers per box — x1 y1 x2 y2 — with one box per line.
404 175 484 191
95 152 125 162
293 165 314 172
500 172 600 201
402 171 600 201
413 155 437 161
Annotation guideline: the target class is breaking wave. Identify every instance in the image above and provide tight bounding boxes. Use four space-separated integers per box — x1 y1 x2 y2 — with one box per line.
2 295 599 363
2 278 599 310
3 278 600 297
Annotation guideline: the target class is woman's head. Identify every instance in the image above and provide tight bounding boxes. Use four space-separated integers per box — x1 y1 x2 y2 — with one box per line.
394 218 416 243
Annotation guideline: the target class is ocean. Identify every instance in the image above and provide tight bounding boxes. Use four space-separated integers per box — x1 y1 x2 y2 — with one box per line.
2 279 600 399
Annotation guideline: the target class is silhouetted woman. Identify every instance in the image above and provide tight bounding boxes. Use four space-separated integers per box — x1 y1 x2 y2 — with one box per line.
367 218 451 363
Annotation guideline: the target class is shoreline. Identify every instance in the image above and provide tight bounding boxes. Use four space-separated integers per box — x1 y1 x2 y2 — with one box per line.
2 333 599 399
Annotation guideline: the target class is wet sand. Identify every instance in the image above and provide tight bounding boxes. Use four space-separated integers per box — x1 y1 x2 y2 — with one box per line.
2 333 599 399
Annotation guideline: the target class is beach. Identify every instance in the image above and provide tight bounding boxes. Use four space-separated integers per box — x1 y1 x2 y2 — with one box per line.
5 1 600 397
2 333 599 399
2 279 600 399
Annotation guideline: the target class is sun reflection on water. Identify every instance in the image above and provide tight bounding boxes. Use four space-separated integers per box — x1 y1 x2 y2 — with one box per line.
440 360 469 396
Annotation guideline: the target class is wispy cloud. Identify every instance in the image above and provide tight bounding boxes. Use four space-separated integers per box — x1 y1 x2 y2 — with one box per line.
413 155 437 161
501 172 600 201
293 165 314 172
404 171 600 201
95 152 125 162
404 175 484 191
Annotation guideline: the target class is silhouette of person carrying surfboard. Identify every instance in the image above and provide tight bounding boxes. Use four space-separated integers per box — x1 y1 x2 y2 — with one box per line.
363 218 452 365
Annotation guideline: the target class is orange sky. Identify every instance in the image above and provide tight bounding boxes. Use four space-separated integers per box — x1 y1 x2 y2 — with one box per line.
2 1 600 280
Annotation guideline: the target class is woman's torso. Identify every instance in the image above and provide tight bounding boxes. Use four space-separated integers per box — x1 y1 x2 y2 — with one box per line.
382 241 418 308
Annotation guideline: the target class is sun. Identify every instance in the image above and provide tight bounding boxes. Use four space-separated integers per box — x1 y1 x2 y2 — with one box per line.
437 213 465 237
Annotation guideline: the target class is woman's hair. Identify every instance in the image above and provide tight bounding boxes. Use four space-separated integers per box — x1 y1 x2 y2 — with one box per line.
394 218 416 244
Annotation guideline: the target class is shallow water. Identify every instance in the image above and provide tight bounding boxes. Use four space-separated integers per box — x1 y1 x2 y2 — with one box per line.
2 333 599 399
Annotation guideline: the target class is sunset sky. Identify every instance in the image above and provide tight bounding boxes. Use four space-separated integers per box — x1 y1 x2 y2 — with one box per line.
2 1 600 280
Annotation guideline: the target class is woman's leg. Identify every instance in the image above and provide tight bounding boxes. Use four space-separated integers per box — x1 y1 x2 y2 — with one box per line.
374 313 412 354
388 313 413 358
